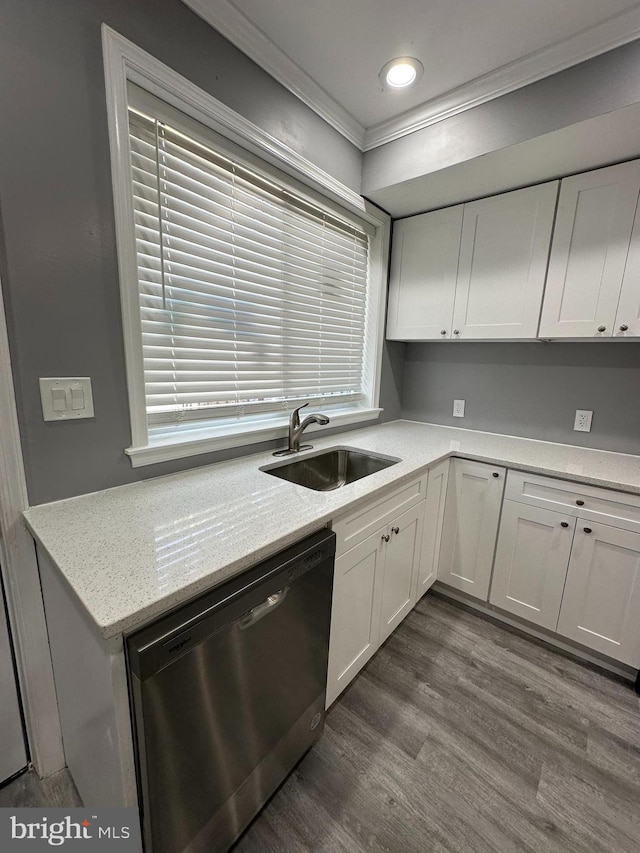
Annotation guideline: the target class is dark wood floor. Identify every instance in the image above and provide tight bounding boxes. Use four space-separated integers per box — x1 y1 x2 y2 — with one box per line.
3 594 639 852
234 594 640 853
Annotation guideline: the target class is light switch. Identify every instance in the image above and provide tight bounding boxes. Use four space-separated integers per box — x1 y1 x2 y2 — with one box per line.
40 377 94 421
51 388 68 411
71 387 85 410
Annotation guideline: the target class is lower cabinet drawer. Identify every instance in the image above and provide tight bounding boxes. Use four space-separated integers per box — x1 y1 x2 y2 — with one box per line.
505 470 640 534
332 475 426 555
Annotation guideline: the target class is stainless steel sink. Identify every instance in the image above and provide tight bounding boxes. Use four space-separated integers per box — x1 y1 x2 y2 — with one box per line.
260 446 400 491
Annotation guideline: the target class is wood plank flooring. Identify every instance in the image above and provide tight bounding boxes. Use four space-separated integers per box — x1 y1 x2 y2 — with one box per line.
234 593 640 853
2 593 638 852
0 767 81 808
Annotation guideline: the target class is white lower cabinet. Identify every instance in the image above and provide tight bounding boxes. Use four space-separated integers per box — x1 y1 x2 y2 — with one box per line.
438 459 505 600
378 503 424 644
557 521 640 667
328 463 640 710
489 500 576 630
326 534 384 706
327 495 425 706
414 459 449 600
491 471 640 667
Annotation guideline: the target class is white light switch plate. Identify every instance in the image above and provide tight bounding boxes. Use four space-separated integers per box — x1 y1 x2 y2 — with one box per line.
453 399 465 418
40 377 94 421
573 409 592 432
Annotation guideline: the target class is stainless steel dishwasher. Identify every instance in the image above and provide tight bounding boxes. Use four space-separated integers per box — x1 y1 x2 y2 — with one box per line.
126 528 335 853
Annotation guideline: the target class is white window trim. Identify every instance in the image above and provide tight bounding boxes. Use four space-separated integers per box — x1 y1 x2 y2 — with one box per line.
102 25 389 467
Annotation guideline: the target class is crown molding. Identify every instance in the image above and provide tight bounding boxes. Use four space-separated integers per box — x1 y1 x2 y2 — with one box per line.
364 7 640 150
182 2 640 153
181 0 366 148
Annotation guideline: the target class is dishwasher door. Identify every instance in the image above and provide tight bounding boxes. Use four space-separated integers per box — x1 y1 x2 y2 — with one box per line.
127 528 335 853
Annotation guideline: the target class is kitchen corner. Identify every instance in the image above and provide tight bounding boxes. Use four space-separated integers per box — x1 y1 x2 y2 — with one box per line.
21 419 640 826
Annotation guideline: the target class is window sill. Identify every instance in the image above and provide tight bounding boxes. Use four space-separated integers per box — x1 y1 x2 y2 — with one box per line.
125 408 383 468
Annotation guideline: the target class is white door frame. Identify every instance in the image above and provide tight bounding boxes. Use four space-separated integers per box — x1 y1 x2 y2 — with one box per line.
0 273 64 777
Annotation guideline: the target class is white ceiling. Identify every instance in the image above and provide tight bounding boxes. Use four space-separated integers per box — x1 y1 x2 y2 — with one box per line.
184 0 640 149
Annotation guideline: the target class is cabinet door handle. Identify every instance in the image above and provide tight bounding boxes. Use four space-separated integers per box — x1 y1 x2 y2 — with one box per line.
619 324 629 332
381 533 390 543
583 527 592 534
391 526 400 535
440 329 447 336
560 521 569 528
597 325 606 333
453 329 460 336
492 472 500 478
576 500 584 506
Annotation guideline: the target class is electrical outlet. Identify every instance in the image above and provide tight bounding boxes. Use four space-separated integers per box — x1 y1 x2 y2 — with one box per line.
453 399 465 418
574 410 593 432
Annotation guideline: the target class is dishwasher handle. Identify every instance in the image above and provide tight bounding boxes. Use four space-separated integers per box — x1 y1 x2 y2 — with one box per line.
237 587 289 630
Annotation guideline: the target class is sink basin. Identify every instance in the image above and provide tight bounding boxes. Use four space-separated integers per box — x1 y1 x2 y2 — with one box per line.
260 446 400 491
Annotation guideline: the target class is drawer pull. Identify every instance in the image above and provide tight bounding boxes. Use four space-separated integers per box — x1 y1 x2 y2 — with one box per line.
597 325 606 333
453 329 460 336
619 324 629 332
576 500 584 506
440 329 447 336
492 472 500 478
391 526 400 535
583 527 592 534
381 533 390 543
560 521 569 528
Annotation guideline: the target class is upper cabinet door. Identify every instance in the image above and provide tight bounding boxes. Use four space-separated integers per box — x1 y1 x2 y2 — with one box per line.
539 161 640 339
386 206 463 340
614 195 640 337
452 182 558 339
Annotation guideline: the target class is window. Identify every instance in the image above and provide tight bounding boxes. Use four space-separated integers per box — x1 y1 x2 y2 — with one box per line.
104 29 388 466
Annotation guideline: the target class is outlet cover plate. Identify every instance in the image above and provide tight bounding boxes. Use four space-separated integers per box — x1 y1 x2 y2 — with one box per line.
574 409 593 432
453 399 465 418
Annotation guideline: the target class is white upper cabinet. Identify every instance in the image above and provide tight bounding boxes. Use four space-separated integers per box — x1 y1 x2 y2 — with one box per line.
452 182 558 339
386 206 463 340
615 198 640 337
387 184 557 341
539 160 640 339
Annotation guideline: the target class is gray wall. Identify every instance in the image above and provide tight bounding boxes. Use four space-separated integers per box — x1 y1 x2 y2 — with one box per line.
401 343 640 455
0 0 378 506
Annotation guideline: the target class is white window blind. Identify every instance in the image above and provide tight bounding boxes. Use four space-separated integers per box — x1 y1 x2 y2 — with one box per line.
127 99 371 434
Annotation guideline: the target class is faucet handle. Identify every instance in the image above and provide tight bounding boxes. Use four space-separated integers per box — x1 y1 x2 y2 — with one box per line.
291 402 309 426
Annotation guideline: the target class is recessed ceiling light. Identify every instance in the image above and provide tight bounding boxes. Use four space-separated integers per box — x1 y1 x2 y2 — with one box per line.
379 57 424 90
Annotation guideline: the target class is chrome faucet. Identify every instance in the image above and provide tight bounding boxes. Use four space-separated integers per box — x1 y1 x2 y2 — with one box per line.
273 403 330 456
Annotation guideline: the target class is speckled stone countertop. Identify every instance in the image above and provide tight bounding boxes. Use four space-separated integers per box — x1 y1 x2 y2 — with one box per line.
23 420 640 640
